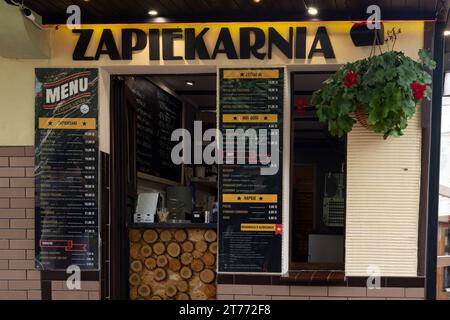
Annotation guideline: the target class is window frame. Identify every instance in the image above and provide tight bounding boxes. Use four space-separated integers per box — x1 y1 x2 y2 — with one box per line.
288 71 347 272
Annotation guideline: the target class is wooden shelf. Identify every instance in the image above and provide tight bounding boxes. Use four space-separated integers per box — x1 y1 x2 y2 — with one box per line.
137 171 181 186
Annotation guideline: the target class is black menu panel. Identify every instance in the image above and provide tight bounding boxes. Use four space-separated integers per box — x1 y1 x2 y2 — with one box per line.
126 77 183 183
35 68 99 271
218 68 284 273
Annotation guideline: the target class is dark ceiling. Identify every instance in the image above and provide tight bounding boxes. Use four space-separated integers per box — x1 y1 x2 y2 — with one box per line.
8 0 450 24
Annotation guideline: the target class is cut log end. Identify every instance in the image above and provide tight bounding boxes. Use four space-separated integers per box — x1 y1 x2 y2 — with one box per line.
181 241 194 253
199 269 215 284
140 244 153 258
174 229 187 242
166 284 178 298
169 258 181 272
130 260 143 273
180 266 193 280
153 242 166 255
201 252 215 267
129 229 142 242
143 230 158 244
156 255 169 268
167 242 181 257
144 257 157 270
204 230 217 243
191 259 205 273
154 268 167 281
195 240 208 253
137 284 151 297
208 242 217 254
180 252 193 266
160 230 172 242
129 273 141 286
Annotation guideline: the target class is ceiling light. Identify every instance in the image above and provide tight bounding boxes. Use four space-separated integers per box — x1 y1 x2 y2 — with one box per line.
148 10 158 16
253 0 262 3
444 30 450 36
307 7 318 15
186 81 195 86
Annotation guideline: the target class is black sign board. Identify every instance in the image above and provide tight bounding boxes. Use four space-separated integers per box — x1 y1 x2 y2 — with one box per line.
218 68 284 273
35 68 99 271
126 77 183 183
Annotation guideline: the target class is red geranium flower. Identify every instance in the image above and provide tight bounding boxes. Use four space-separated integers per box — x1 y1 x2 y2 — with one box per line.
296 98 307 112
344 70 358 88
410 81 427 101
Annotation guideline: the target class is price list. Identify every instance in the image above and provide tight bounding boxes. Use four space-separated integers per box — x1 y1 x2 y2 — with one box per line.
35 69 99 271
218 68 284 273
127 77 183 183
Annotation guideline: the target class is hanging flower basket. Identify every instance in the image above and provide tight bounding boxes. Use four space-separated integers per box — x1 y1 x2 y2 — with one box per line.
353 105 369 128
312 49 436 139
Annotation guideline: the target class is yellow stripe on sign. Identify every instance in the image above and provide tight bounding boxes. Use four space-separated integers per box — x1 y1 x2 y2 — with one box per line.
223 194 278 203
39 118 96 130
222 114 278 123
223 69 279 79
241 224 276 232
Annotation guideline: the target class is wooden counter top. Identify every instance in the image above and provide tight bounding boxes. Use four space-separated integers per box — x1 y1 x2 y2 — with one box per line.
128 222 217 229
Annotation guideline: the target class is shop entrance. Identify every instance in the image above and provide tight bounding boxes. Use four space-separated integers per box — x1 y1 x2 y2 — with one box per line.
107 69 346 298
109 73 218 300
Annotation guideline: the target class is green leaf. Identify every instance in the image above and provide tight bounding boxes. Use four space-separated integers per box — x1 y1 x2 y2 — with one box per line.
425 86 432 100
338 100 352 116
419 49 436 70
367 112 378 125
385 68 397 80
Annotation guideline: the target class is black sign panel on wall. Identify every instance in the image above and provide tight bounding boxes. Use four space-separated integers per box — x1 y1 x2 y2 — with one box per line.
218 68 284 273
125 77 183 183
35 68 99 271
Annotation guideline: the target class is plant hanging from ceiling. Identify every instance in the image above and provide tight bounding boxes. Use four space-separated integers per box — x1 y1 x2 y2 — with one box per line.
312 27 436 139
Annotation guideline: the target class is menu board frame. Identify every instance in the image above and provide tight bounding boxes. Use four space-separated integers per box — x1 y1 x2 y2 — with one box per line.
218 67 285 274
35 68 100 271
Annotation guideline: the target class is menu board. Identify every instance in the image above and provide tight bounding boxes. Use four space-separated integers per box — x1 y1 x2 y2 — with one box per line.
218 68 284 273
126 77 183 183
35 68 99 271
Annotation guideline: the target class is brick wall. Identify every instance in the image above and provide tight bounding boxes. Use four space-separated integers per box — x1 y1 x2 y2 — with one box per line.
217 284 425 300
0 146 100 300
51 281 100 300
0 146 39 300
217 285 425 300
